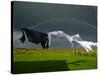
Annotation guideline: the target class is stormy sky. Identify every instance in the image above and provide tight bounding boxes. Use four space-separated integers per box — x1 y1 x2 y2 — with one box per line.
12 1 97 48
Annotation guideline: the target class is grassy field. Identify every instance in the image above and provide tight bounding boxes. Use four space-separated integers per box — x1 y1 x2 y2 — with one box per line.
12 48 97 74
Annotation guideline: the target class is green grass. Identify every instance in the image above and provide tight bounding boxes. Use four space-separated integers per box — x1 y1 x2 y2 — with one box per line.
12 48 97 74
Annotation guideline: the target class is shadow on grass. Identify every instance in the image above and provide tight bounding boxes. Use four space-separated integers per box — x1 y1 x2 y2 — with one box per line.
68 60 86 65
12 60 69 74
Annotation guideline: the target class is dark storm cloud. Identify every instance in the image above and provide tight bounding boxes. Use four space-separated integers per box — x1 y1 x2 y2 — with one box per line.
12 1 97 48
13 1 97 30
